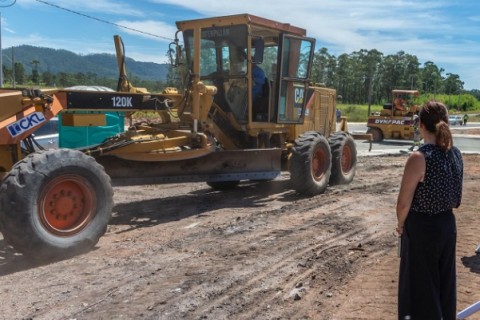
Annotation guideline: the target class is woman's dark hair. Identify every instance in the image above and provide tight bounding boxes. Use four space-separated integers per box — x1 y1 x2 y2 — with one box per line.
419 100 452 151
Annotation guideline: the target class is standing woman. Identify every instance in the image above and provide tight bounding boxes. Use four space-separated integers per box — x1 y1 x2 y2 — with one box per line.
396 100 464 319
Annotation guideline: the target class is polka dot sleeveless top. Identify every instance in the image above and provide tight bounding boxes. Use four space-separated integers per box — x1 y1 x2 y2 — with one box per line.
410 144 463 215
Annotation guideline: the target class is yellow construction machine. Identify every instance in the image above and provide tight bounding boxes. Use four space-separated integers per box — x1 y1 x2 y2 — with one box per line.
366 89 420 142
0 13 357 259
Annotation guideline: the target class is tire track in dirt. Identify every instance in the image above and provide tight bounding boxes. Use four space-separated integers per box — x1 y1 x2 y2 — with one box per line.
186 219 364 319
108 182 397 319
62 161 478 320
58 179 396 319
9 155 478 320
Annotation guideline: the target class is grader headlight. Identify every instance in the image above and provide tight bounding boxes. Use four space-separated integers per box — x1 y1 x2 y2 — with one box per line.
196 82 217 95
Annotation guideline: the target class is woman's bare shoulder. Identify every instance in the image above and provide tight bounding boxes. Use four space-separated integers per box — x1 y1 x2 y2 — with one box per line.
404 151 426 178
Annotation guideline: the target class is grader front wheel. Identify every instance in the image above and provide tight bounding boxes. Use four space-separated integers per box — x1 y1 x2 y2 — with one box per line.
39 175 97 236
0 149 113 260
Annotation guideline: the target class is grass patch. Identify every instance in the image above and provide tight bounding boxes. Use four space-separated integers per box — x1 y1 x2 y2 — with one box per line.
338 104 480 123
337 104 383 122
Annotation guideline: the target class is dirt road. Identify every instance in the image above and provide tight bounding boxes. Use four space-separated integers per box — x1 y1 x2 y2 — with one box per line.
1 152 480 320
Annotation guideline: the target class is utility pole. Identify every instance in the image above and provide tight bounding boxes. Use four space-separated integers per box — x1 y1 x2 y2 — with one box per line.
11 46 14 88
1 1 17 88
367 76 373 117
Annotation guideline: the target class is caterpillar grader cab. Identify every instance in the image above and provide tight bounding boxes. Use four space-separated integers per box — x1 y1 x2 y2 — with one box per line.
0 13 357 259
366 89 420 142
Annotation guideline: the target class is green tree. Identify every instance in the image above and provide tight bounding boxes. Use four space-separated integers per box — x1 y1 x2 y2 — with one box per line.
335 53 354 102
57 72 71 87
41 71 56 86
443 73 463 95
30 59 40 84
468 89 480 101
358 49 383 105
14 62 26 85
420 61 443 95
2 64 12 85
312 47 335 86
74 72 88 84
86 72 98 84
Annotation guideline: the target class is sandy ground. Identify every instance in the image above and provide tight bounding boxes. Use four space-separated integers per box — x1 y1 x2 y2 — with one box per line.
1 146 480 319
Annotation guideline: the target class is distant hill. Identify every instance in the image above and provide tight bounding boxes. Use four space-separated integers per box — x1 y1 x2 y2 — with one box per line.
1 45 169 81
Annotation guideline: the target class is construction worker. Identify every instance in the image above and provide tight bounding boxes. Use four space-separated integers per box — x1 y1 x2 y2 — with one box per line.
464 113 469 126
408 113 421 151
394 96 406 112
252 62 265 100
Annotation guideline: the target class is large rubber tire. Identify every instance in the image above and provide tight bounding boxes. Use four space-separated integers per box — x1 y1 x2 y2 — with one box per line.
329 132 357 185
0 149 113 260
367 127 384 142
290 131 331 196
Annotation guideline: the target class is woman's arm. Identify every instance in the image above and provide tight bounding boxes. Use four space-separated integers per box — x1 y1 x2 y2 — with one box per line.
396 151 425 235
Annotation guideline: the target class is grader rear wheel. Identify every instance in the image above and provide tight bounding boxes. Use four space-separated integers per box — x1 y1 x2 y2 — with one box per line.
290 131 331 196
329 132 357 185
0 149 113 260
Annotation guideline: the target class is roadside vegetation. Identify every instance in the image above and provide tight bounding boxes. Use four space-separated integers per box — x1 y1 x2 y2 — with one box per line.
338 93 480 123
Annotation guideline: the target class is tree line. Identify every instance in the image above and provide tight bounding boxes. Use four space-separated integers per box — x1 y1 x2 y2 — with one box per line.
2 61 167 92
310 48 479 110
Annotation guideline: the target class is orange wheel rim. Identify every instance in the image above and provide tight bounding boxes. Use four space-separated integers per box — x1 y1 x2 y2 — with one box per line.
38 175 96 236
341 144 353 173
311 147 326 181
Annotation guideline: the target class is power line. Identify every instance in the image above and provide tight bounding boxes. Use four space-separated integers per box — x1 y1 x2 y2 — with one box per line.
0 0 16 8
33 0 174 41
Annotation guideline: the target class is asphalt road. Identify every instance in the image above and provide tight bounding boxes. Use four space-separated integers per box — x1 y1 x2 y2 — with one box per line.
347 122 480 156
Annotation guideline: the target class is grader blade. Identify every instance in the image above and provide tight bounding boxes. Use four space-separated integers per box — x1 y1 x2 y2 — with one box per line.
351 133 373 151
97 148 282 186
338 117 372 151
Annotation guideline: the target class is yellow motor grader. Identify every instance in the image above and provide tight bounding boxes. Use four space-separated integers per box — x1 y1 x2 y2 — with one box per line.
0 13 357 259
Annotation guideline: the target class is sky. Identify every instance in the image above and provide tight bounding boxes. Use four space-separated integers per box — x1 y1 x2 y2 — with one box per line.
1 0 480 90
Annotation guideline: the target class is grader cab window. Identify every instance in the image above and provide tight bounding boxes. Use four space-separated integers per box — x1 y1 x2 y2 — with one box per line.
183 25 249 121
182 23 314 125
277 35 315 123
183 26 248 77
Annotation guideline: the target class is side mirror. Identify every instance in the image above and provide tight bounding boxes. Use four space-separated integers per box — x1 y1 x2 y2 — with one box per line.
252 37 264 64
